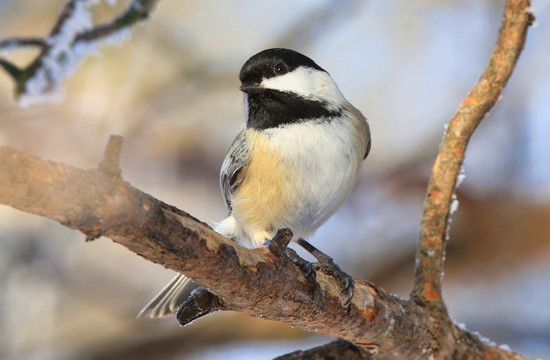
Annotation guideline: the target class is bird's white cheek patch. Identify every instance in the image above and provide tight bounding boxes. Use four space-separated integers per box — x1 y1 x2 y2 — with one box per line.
260 67 345 104
261 67 315 94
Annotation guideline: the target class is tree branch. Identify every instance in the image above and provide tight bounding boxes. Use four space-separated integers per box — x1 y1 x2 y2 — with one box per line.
0 0 159 104
0 140 529 359
0 38 47 50
0 143 412 357
410 0 535 312
273 340 365 360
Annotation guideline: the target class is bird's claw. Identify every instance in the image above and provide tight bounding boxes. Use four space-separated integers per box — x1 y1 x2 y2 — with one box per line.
284 247 317 282
312 254 355 305
270 232 354 305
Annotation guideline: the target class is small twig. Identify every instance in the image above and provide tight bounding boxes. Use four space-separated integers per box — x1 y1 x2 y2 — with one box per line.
98 135 124 177
0 59 23 81
176 287 224 326
410 0 534 311
0 38 47 50
49 0 83 37
0 0 160 102
75 0 157 43
267 228 293 257
92 134 123 240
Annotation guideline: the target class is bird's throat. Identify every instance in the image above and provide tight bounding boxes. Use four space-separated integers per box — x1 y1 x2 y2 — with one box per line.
245 90 342 130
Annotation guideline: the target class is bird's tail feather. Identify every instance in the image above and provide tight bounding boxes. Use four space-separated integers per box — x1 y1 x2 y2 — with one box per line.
138 274 193 318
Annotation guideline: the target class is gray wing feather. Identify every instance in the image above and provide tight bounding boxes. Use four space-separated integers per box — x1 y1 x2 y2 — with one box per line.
364 129 371 159
220 130 250 211
362 115 372 160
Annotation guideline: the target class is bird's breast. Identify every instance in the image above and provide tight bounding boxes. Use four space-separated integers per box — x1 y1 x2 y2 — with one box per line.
232 116 364 239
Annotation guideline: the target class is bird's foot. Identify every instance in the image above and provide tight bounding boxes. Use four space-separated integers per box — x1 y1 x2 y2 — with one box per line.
296 238 354 305
267 229 317 284
312 253 354 305
267 231 353 304
284 247 317 284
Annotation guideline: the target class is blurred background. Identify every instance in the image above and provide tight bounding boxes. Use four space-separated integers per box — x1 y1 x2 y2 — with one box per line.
0 0 549 359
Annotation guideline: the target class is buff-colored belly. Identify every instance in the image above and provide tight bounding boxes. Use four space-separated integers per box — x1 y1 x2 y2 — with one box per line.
230 122 361 247
231 131 293 239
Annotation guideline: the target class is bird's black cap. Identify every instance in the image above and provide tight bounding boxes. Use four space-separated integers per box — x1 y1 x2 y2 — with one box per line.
239 48 326 85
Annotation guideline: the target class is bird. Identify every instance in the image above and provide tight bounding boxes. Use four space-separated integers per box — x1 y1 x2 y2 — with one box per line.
139 48 371 318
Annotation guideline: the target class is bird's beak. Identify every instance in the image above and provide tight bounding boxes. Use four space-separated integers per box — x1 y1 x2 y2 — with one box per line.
239 82 263 95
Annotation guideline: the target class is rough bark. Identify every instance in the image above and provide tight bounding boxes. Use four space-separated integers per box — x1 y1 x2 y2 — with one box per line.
273 340 365 360
0 143 431 358
0 140 528 360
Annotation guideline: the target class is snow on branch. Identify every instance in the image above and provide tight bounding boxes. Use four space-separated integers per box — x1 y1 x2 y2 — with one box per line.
410 0 535 312
0 0 158 107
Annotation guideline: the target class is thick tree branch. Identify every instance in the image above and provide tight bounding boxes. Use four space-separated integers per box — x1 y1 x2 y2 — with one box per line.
410 0 534 311
0 143 411 357
0 142 528 359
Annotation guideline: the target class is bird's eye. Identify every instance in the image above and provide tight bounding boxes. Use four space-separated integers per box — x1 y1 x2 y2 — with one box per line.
273 62 288 75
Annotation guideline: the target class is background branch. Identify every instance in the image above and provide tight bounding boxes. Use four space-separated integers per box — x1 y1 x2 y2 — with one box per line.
0 38 46 50
0 0 159 105
410 0 534 311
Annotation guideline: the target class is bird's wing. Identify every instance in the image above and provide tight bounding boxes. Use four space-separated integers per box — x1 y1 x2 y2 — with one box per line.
362 114 372 160
220 129 250 211
364 134 371 159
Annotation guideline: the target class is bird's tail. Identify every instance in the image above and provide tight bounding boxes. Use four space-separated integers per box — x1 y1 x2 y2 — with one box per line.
138 274 194 318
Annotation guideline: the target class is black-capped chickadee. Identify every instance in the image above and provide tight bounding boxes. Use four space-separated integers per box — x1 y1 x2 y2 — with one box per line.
139 48 371 318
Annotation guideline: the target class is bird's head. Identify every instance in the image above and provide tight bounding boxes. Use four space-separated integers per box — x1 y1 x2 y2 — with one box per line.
239 48 346 130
